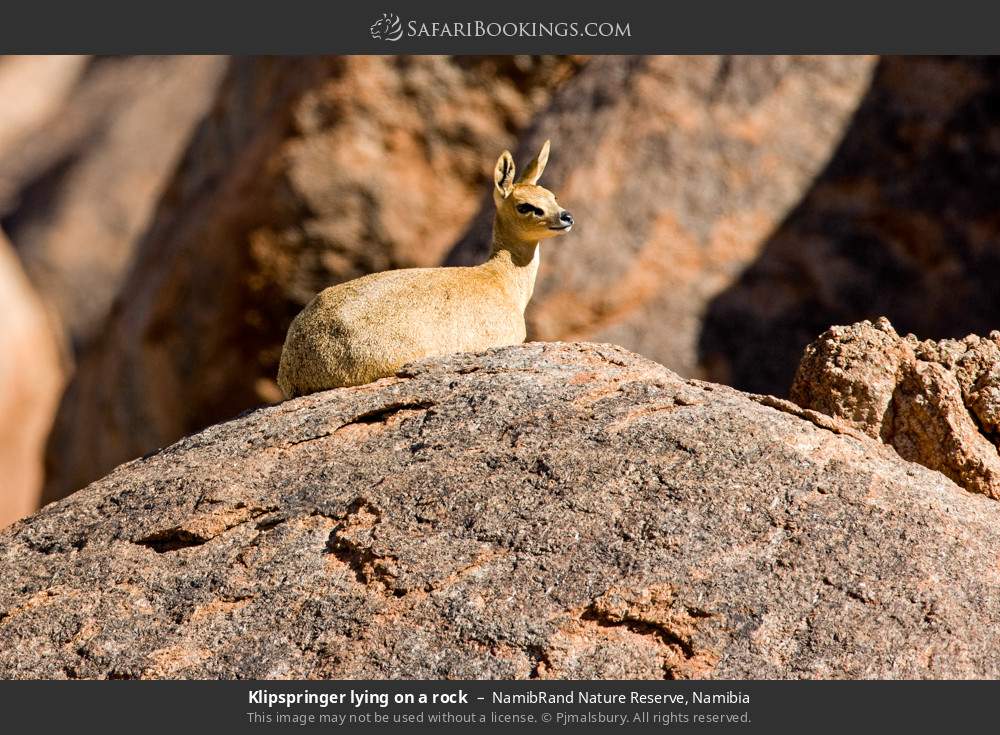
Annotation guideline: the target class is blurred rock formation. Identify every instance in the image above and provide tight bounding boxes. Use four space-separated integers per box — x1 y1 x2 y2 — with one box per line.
702 57 1000 395
448 55 876 379
0 229 63 527
0 55 226 349
0 55 224 526
42 55 584 504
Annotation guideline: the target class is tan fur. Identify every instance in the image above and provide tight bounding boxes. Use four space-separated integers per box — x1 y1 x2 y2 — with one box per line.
277 141 573 398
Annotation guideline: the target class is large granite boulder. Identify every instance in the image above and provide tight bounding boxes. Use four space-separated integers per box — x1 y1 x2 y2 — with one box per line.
4 343 1000 679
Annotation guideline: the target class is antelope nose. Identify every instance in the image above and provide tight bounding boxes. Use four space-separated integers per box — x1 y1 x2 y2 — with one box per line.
560 211 574 225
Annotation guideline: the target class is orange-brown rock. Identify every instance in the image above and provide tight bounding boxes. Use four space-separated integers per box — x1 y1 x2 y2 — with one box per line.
703 57 1000 396
43 55 584 504
0 229 64 527
5 343 1000 678
0 56 87 156
791 318 1000 499
448 55 876 380
0 55 226 347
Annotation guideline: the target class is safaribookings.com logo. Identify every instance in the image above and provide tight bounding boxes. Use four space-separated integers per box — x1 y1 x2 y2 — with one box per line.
370 13 631 42
370 13 404 41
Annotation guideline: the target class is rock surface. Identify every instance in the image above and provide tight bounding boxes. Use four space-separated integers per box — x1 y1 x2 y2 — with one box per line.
0 55 223 526
0 56 87 157
42 55 583 506
0 55 225 347
0 229 64 528
4 342 1000 679
448 55 875 378
792 318 1000 499
702 56 1000 395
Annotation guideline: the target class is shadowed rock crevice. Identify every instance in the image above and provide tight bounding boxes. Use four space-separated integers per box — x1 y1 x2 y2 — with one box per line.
323 499 406 597
134 528 212 554
133 503 280 553
340 401 435 429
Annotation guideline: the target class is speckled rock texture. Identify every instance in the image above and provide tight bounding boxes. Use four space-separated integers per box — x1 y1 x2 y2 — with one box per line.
4 342 1000 679
792 318 1000 500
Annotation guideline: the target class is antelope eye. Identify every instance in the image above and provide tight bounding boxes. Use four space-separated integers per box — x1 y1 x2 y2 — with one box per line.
516 203 540 215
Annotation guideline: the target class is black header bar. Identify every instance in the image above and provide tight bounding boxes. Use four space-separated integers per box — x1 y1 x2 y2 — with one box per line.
2 0 1000 54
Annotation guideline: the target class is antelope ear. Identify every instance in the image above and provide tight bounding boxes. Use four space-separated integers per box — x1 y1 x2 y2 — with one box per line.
517 140 550 185
494 150 515 198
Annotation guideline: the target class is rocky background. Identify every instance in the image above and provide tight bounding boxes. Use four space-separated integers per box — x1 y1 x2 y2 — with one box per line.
2 55 1000 679
4 54 1000 517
